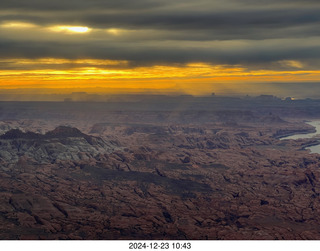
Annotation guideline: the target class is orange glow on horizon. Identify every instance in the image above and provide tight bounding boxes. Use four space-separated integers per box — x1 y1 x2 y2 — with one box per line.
1 58 320 95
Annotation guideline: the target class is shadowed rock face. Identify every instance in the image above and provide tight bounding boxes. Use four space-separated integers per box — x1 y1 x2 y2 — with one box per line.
0 129 41 140
0 126 115 163
1 126 86 140
44 126 86 138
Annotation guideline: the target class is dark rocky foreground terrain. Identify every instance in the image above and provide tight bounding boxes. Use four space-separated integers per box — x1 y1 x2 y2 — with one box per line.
1 97 320 239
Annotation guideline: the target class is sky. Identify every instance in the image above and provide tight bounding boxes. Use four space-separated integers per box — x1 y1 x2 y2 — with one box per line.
1 0 320 98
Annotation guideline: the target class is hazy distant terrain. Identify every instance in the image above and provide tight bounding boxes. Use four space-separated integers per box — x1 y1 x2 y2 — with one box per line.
1 95 320 239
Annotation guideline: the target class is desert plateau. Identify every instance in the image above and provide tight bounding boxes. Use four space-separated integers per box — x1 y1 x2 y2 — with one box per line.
0 95 320 240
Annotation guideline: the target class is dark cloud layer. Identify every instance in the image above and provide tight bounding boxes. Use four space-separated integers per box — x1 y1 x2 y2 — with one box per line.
0 0 162 11
1 38 319 68
0 0 320 69
1 0 320 11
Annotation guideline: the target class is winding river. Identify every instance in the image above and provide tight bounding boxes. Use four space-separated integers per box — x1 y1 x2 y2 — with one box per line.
281 120 320 154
